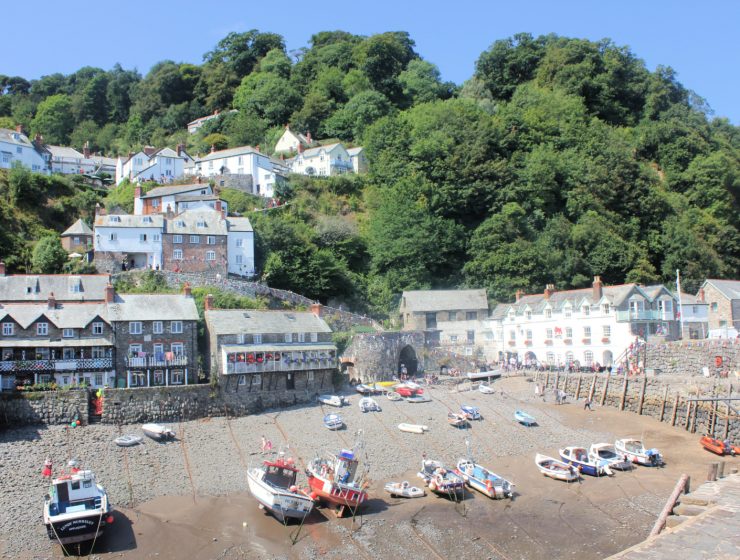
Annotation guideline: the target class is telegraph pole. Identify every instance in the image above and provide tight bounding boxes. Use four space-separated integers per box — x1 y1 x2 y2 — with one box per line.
676 269 685 340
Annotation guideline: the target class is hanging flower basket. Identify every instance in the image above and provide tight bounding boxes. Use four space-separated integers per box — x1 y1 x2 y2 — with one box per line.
601 337 610 343
582 338 591 344
564 339 572 345
524 340 533 346
507 340 516 346
544 339 553 345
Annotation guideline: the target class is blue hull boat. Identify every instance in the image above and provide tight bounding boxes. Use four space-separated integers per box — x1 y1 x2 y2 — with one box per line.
323 413 344 430
456 459 513 499
559 446 612 476
514 410 536 426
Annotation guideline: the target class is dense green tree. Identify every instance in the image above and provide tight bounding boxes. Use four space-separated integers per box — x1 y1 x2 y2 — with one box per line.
475 33 548 101
32 235 68 273
324 90 391 141
353 32 418 102
31 94 74 143
203 30 285 78
232 72 301 126
398 59 454 105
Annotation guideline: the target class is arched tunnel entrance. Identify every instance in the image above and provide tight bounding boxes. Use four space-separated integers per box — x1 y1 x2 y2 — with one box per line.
398 345 418 377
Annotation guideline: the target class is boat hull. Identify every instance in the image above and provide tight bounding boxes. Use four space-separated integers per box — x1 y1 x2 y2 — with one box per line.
514 411 536 425
247 470 313 522
45 511 108 545
535 454 579 482
615 441 662 466
142 424 174 441
456 461 513 499
307 475 366 510
700 436 734 456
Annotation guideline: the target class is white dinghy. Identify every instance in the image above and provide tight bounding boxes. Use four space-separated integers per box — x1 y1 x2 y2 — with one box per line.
399 423 428 434
359 397 381 412
384 481 425 498
114 435 143 447
142 423 176 441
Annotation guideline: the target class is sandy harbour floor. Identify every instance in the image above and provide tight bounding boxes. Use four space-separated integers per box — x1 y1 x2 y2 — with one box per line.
1 376 736 560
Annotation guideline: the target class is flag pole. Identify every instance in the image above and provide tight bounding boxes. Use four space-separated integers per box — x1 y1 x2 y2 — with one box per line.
676 269 685 340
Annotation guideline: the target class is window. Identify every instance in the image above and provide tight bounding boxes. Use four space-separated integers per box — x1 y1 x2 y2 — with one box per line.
526 330 533 340
16 146 22 154
153 321 163 334
238 375 247 385
190 235 199 244
450 335 459 343
91 347 105 358
564 307 572 318
139 233 148 242
603 325 611 337
584 351 594 366
2 323 14 336
466 311 477 321
173 249 183 260
236 238 243 247
509 330 516 340
307 371 314 382
109 216 121 223
171 343 184 356
152 199 160 208
153 234 160 242
171 371 183 384
63 328 74 338
582 305 590 316
153 344 164 358
109 233 117 241
196 220 206 228
92 322 103 335
73 236 80 245
284 333 292 343
37 322 48 336
545 309 552 318
129 344 142 356
565 327 573 338
236 255 243 264
206 251 216 261
448 311 456 321
63 348 75 359
129 322 142 335
170 321 183 334
94 374 103 386
154 370 164 385
546 328 553 339
1 152 10 163
310 332 318 342
173 235 183 244
526 311 532 320
710 302 718 312
583 327 591 338
253 334 262 344
207 236 216 245
130 372 144 387
602 303 610 314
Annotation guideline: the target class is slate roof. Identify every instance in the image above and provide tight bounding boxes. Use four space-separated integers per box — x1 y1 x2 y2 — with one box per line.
62 219 93 237
300 143 343 159
674 292 706 305
0 275 111 302
196 145 262 163
107 294 199 322
47 145 84 160
0 128 34 148
205 310 332 336
402 289 489 313
347 147 364 156
226 217 253 233
165 211 227 235
95 214 164 228
141 184 212 199
703 279 740 301
0 302 109 329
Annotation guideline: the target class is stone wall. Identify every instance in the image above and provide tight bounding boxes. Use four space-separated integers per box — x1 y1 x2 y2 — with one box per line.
644 339 739 377
0 390 88 426
535 370 739 441
342 332 425 382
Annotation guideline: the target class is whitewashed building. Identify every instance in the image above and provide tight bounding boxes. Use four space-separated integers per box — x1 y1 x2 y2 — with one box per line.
290 143 353 176
47 143 116 177
133 184 227 216
94 213 164 270
347 147 368 174
225 217 255 277
488 277 680 369
115 146 193 185
274 126 314 153
0 127 49 174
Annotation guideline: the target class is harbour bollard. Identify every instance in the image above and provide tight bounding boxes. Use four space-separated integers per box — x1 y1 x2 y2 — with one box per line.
717 461 725 479
706 462 718 482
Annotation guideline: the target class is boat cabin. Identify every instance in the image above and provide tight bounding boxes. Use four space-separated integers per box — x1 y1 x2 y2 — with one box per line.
262 459 298 488
334 450 359 484
48 471 101 516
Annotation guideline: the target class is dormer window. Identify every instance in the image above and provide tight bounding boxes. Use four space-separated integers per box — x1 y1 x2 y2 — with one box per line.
176 220 185 227
197 220 206 228
582 305 590 316
525 311 532 320
110 216 121 223
143 216 153 223
545 308 552 319
602 303 610 315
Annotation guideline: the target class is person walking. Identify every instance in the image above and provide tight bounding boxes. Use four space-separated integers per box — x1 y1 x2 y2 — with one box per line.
584 397 592 411
260 435 272 455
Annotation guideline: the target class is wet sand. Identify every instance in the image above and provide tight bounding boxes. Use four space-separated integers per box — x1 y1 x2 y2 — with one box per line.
2 376 736 560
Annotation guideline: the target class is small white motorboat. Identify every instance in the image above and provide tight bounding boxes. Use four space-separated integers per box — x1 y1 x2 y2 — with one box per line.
359 397 381 412
386 391 403 401
456 458 514 499
405 394 431 403
323 413 344 430
588 443 632 471
142 423 176 441
318 394 347 407
559 446 613 476
114 435 143 447
384 481 425 498
478 382 495 394
447 412 469 428
399 423 428 434
417 459 465 497
355 384 376 395
514 410 536 426
535 453 579 482
460 405 482 420
247 452 314 523
615 438 663 466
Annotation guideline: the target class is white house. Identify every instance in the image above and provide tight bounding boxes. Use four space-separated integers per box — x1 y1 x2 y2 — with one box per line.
226 217 255 277
290 143 353 176
93 213 164 270
133 184 227 216
186 109 237 134
0 127 49 174
190 145 281 197
488 277 680 370
675 292 709 339
274 125 314 153
115 145 193 185
347 147 368 174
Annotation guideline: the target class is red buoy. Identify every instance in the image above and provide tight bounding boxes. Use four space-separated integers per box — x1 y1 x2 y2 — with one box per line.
106 515 114 524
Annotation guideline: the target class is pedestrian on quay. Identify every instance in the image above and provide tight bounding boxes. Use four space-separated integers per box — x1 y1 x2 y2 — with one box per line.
554 388 560 404
584 397 592 411
534 383 540 399
260 435 272 455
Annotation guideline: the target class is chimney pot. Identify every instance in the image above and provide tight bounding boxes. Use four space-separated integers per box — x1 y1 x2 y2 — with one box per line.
183 282 192 297
83 141 90 158
544 284 555 299
698 288 705 303
306 131 312 143
104 283 115 304
134 186 142 199
515 289 524 303
47 292 56 309
311 303 322 317
15 124 23 134
205 294 214 311
210 144 216 153
0 261 6 276
592 275 603 302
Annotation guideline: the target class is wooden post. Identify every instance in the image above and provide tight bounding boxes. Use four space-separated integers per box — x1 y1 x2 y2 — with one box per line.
600 374 610 406
545 372 550 388
671 394 680 426
649 474 690 537
588 374 597 402
564 372 569 393
638 376 647 416
718 461 725 479
710 398 718 437
659 386 669 422
619 376 629 411
575 375 583 400
534 371 540 383
684 400 692 430
706 462 718 482
554 372 560 390
724 384 733 439
691 399 698 433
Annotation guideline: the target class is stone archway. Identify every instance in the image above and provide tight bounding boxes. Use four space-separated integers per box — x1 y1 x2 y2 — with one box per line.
524 351 537 367
340 359 357 384
602 350 613 367
398 345 418 377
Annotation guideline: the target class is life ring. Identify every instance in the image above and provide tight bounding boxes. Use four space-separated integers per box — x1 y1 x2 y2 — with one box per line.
715 356 723 367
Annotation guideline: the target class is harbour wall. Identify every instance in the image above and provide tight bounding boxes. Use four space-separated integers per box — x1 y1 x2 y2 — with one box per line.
644 338 738 377
0 390 89 427
535 371 739 442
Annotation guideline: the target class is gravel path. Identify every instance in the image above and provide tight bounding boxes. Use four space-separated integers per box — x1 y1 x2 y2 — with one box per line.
0 377 724 559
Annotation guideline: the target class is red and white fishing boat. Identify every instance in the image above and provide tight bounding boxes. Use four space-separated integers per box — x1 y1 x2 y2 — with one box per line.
395 382 424 398
247 452 314 523
306 441 368 517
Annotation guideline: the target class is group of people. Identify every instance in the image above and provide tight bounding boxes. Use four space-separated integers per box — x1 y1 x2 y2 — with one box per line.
534 382 593 410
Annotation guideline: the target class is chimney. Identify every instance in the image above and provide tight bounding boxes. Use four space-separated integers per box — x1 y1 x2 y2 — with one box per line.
515 289 524 303
592 275 603 302
310 303 323 317
165 204 174 219
255 144 260 153
698 288 705 303
210 144 216 153
204 293 214 311
280 153 284 160
297 143 304 154
15 124 23 134
134 186 142 199
306 131 312 144
33 133 43 147
83 141 90 158
177 143 185 156
105 283 115 304
183 282 192 298
95 203 106 216
215 200 222 212
544 284 555 299
47 292 56 310
0 262 5 276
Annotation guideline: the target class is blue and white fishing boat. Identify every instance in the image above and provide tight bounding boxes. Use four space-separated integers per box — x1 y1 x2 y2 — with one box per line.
460 405 482 420
456 458 513 499
559 446 613 476
417 459 465 498
323 413 344 430
514 410 536 426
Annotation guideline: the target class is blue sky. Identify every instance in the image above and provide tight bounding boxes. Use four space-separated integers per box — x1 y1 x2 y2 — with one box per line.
4 0 738 123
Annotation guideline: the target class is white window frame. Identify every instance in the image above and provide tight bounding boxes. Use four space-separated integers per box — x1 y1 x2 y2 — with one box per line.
583 326 591 338
139 233 148 242
170 321 183 334
109 233 117 241
173 235 183 244
236 238 243 247
173 249 183 260
37 322 48 336
171 370 183 384
206 251 216 261
207 236 216 245
171 343 184 356
236 255 243 264
284 333 292 343
63 328 74 338
310 332 318 342
92 322 104 335
152 321 163 334
565 327 573 338
2 323 14 336
129 321 142 335
603 325 611 337
253 334 262 344
190 235 199 244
